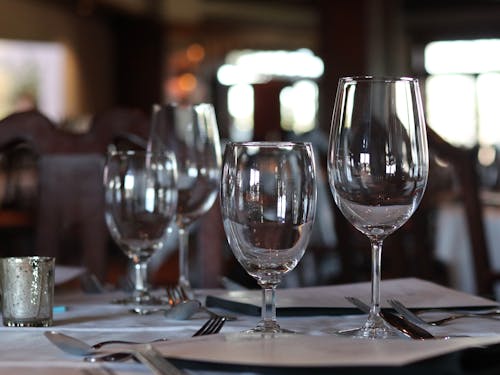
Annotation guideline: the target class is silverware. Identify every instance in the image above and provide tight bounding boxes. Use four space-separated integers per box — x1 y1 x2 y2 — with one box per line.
130 300 201 319
90 315 227 353
166 285 237 321
388 299 500 326
387 299 431 326
45 331 101 356
81 368 118 375
91 337 169 350
89 317 226 362
44 331 132 361
45 316 226 363
133 345 185 375
344 296 435 339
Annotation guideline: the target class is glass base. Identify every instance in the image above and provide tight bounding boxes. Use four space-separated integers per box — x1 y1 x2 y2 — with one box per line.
243 320 298 335
337 326 403 339
336 316 405 339
111 291 165 306
128 306 170 315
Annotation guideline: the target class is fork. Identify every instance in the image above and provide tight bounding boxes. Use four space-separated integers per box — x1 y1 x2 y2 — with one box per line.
91 337 169 350
165 284 190 306
86 316 226 362
166 285 236 321
388 299 500 326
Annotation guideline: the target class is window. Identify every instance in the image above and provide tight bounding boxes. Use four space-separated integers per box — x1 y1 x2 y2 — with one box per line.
217 49 323 140
0 39 65 122
424 39 500 148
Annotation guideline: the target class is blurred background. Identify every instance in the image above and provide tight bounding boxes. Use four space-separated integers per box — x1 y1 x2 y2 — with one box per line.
0 0 500 297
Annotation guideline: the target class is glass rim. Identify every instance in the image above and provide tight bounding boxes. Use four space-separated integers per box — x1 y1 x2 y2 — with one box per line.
1 256 54 263
107 149 174 157
152 102 214 111
227 141 312 148
340 75 418 83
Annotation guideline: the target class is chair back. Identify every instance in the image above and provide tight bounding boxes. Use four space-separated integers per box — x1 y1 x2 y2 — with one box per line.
0 109 149 280
426 126 495 298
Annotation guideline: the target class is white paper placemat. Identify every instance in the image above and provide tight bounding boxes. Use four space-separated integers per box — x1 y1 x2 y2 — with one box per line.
206 278 498 315
152 333 500 368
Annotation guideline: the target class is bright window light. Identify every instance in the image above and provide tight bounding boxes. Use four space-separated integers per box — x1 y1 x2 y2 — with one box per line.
220 49 324 140
145 187 155 212
228 84 254 141
477 73 500 145
425 39 500 74
124 174 135 191
217 64 263 86
217 49 323 86
360 152 370 165
424 39 500 147
426 75 477 147
280 80 318 134
0 39 65 121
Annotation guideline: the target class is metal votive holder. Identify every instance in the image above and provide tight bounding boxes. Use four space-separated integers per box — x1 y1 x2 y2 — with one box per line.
0 256 55 327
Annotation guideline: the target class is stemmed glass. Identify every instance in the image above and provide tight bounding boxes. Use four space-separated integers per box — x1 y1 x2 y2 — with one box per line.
104 150 178 305
221 142 317 334
148 103 222 294
327 76 429 338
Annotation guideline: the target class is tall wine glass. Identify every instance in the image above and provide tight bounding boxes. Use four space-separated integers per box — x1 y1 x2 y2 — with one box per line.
104 150 178 305
221 142 317 334
148 103 222 294
327 76 429 338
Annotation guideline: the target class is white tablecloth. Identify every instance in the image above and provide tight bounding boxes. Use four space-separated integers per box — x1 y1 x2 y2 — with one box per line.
2 280 500 374
435 203 500 298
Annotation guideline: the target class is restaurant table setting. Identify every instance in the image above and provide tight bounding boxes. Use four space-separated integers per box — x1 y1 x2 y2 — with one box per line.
4 76 500 374
2 278 500 374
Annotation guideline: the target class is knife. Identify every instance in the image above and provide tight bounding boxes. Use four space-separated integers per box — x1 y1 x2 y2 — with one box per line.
379 310 435 340
344 297 435 340
133 345 186 375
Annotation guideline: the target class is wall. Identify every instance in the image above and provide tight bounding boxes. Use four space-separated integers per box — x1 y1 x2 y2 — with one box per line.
0 0 115 121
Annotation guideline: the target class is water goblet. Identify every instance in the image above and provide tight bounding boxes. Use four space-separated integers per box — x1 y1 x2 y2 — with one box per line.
221 142 317 334
148 103 222 294
104 150 178 305
327 76 429 338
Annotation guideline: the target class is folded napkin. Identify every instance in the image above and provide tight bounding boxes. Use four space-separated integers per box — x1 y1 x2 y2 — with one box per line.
206 278 498 316
55 265 86 286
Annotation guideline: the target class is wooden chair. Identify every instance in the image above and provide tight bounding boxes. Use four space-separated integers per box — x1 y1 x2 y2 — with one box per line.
425 126 497 298
0 109 149 281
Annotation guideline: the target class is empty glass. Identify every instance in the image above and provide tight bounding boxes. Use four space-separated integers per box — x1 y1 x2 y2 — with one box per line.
104 150 178 305
221 142 317 334
148 103 222 294
327 76 429 338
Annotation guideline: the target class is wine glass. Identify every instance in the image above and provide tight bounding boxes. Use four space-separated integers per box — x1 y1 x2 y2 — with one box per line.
104 150 178 305
148 103 222 295
327 76 429 338
221 142 317 334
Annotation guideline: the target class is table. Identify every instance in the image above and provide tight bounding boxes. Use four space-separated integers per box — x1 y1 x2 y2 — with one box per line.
2 279 500 374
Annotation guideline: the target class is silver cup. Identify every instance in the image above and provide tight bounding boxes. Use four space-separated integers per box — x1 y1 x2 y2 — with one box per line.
0 256 55 327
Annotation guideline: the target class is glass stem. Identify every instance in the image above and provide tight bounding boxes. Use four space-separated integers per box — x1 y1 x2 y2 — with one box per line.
369 239 383 319
133 261 148 295
178 227 191 289
261 286 277 328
